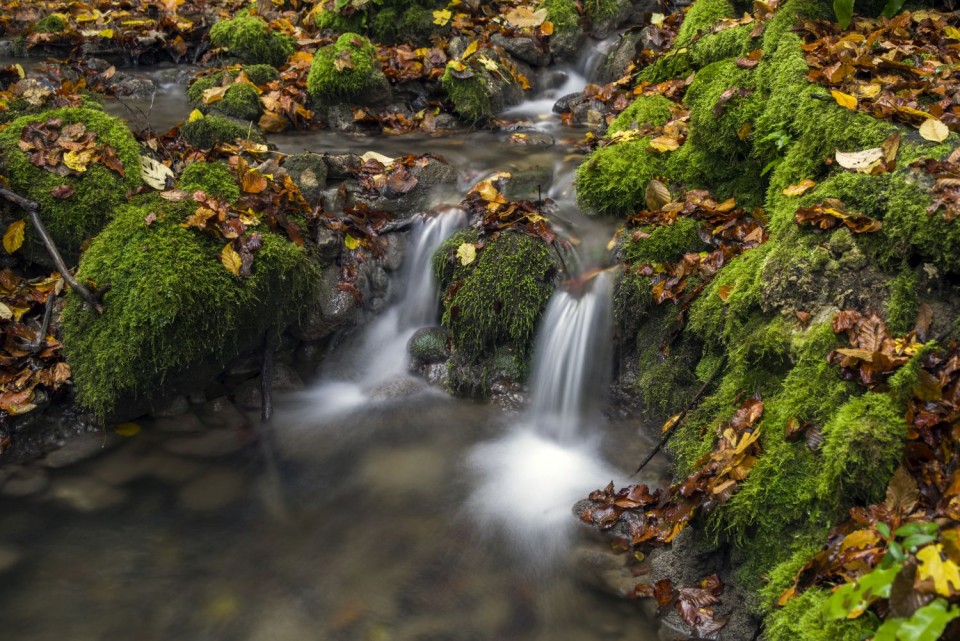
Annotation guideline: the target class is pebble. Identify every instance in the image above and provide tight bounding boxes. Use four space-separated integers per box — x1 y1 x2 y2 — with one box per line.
0 466 49 497
39 431 115 468
49 476 127 512
89 443 151 485
178 468 244 511
151 395 190 417
163 428 247 458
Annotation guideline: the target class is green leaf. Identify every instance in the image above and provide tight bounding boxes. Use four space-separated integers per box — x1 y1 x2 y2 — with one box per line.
877 522 892 539
903 533 937 552
875 599 960 641
823 564 902 620
834 0 854 29
895 523 939 539
880 0 906 18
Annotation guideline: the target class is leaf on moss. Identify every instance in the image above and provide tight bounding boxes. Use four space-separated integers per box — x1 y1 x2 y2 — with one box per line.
3 220 25 254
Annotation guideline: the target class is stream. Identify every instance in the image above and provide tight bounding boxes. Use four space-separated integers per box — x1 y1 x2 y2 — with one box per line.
0 41 671 641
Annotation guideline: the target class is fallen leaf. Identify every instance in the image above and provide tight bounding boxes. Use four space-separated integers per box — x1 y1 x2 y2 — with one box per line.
221 243 242 277
917 544 960 597
831 90 857 110
457 242 477 265
114 422 141 437
835 147 884 172
3 220 25 254
783 179 816 196
141 155 174 190
919 118 950 143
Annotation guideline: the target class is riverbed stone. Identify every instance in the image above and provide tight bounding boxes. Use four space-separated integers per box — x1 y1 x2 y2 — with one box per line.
597 30 644 84
233 362 305 409
408 327 450 365
198 396 250 430
142 453 203 484
348 155 458 219
292 265 360 341
368 377 426 402
153 411 205 433
39 431 116 468
163 427 247 458
284 153 328 206
491 33 551 68
178 468 245 511
90 442 152 485
50 476 127 512
323 152 362 179
326 103 358 133
151 395 190 418
0 466 49 497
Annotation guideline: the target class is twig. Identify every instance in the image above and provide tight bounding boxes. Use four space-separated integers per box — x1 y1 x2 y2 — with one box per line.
633 354 727 475
0 187 104 314
260 327 277 423
31 292 55 352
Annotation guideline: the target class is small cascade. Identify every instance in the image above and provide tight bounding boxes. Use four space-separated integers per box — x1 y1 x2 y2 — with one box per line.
528 271 615 441
398 210 467 328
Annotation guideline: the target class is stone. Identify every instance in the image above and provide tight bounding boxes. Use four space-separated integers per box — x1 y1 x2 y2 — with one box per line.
348 155 458 219
491 33 551 67
0 545 22 575
153 411 205 433
106 73 156 99
368 265 390 298
0 466 49 497
502 164 555 201
142 453 203 484
50 476 127 512
198 397 250 430
150 395 190 417
408 327 450 365
284 153 328 206
326 103 357 133
323 152 361 179
292 265 360 341
313 226 342 263
367 377 426 402
178 468 245 511
89 442 152 485
39 431 116 468
233 363 305 410
163 427 247 458
596 30 645 84
381 233 406 271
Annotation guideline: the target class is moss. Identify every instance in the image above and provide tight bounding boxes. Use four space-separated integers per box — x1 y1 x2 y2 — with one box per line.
437 231 558 358
315 7 365 34
639 50 694 84
622 217 708 265
688 24 755 68
586 0 622 21
633 304 703 419
371 8 403 43
243 64 281 86
213 83 262 121
441 66 496 123
34 14 67 34
665 142 767 208
306 33 377 102
675 0 735 46
613 269 653 346
539 0 579 33
686 60 762 157
209 16 295 67
608 94 674 135
764 588 877 641
880 174 960 274
409 328 449 363
0 107 141 266
179 114 264 149
61 196 319 417
178 162 240 203
885 268 920 335
575 139 664 216
401 7 437 43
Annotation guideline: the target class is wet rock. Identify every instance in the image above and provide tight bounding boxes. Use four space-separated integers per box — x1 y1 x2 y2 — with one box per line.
596 30 644 84
141 453 203 484
314 226 342 263
423 363 449 387
293 265 360 341
349 155 458 219
588 3 635 39
408 327 450 365
572 545 640 599
178 468 244 511
153 411 205 433
0 41 15 57
502 164 554 201
326 103 358 133
368 265 390 299
355 70 393 108
491 34 551 68
163 428 247 458
552 92 580 114
368 377 426 402
106 73 156 98
0 466 49 497
550 28 586 63
572 99 606 129
434 113 461 130
381 233 406 271
198 397 250 430
0 545 22 575
39 431 116 468
284 153 328 206
50 476 127 512
226 353 263 378
90 442 152 485
233 363 305 410
151 395 189 418
323 152 361 179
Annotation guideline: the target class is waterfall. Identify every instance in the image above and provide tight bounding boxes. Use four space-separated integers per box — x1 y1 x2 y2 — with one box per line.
398 209 467 328
528 271 615 442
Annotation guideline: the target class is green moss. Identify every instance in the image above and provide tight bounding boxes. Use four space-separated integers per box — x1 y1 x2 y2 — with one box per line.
209 16 295 67
676 0 735 46
764 588 877 641
401 7 437 43
306 33 377 102
575 139 664 216
587 0 621 21
686 60 762 157
61 196 319 417
371 8 402 43
613 269 653 346
608 94 674 135
639 50 694 84
665 142 767 208
212 83 262 121
880 174 960 274
623 217 708 264
243 64 281 86
886 268 920 335
178 162 240 202
688 24 755 68
315 7 365 34
539 0 579 33
179 114 264 149
633 304 704 419
0 107 141 266
436 231 558 358
34 14 67 34
440 66 496 123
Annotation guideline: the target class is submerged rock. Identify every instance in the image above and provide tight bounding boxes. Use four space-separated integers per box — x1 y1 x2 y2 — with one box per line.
0 466 49 497
178 468 245 511
50 476 127 512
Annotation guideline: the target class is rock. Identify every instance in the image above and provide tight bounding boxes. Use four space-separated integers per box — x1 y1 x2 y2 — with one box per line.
151 395 189 417
50 476 127 512
348 155 458 219
491 33 551 67
368 265 390 299
423 363 448 387
326 103 358 133
293 265 361 341
178 468 245 511
572 99 607 129
596 30 645 84
0 545 22 575
502 164 555 200
0 41 15 57
163 428 248 458
314 226 342 263
408 327 450 365
367 377 426 402
89 442 151 485
588 2 634 39
0 466 49 497
106 73 156 98
550 28 586 63
141 453 203 484
153 411 205 433
233 363 305 410
284 154 328 206
382 233 406 271
323 153 361 179
39 431 116 468
355 70 393 108
199 396 249 428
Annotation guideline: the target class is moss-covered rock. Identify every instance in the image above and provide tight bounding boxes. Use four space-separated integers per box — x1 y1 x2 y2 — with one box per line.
34 14 68 34
0 107 142 266
179 114 264 149
608 94 674 135
539 0 579 33
686 59 761 156
209 16 295 67
178 161 240 202
622 217 708 265
306 33 378 103
214 83 262 121
434 230 559 359
61 195 319 417
575 139 664 216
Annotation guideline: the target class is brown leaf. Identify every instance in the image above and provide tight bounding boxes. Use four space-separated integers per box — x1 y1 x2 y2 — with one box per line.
50 184 74 199
884 466 919 516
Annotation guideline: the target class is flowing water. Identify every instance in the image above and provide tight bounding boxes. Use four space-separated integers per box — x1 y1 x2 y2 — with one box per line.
0 34 670 640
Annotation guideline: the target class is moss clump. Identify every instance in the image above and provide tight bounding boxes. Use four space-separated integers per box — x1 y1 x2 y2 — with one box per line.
213 83 262 121
61 196 319 417
688 24 755 68
539 0 579 33
306 33 377 102
676 0 735 45
575 139 664 216
0 107 141 266
187 66 279 105
686 60 761 156
435 231 558 358
178 162 240 202
608 94 674 135
34 14 68 34
209 16 295 67
623 217 708 264
179 114 264 149
885 268 920 335
764 588 876 641
315 7 366 34
440 66 497 123
371 7 435 44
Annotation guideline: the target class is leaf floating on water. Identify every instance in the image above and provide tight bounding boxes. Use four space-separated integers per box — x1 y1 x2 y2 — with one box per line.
114 422 141 437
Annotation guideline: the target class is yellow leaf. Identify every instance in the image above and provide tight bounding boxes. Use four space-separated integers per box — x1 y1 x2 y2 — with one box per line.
917 544 960 597
0 302 11 320
718 284 733 301
457 242 477 266
648 135 680 153
650 12 665 25
221 243 242 277
14 64 24 79
783 178 816 196
188 108 204 122
114 422 141 437
3 220 25 254
98 28 114 39
63 149 94 173
737 122 752 141
462 40 479 60
432 9 451 26
504 6 547 28
344 234 360 250
477 54 498 72
831 90 857 110
919 117 950 143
